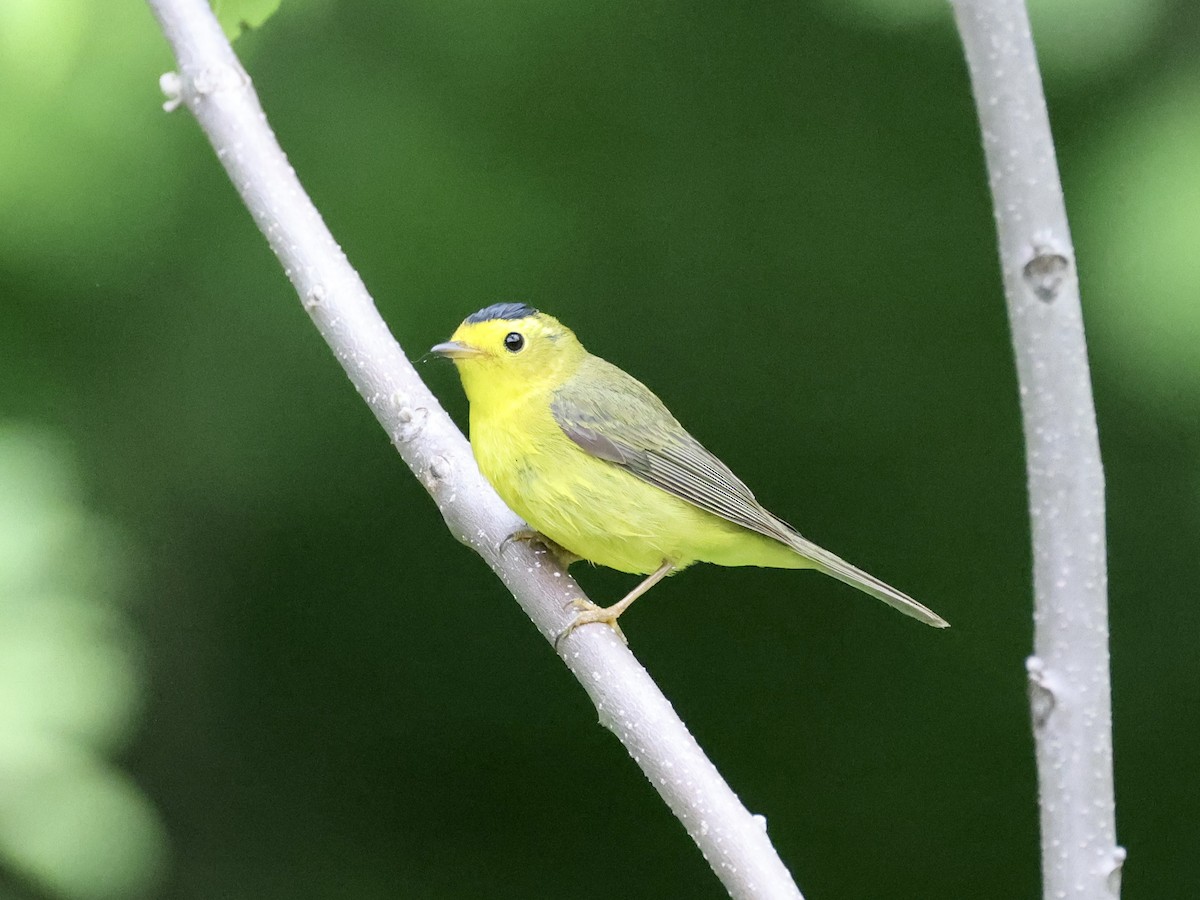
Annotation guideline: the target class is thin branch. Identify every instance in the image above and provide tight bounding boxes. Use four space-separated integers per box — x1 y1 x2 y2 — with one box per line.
949 2 1123 898
144 1 803 897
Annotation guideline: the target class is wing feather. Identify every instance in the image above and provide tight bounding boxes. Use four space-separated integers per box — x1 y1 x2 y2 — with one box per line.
550 356 949 629
550 357 792 544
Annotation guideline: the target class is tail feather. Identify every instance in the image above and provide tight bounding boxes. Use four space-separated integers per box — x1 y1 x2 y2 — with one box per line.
779 527 949 629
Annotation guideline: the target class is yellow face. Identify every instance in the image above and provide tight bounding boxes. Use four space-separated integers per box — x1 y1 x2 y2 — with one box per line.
432 305 587 408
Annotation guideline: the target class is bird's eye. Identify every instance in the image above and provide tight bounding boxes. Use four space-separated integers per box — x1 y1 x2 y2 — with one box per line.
504 332 525 353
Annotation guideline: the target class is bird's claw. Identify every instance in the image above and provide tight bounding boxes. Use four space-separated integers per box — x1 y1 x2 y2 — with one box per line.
554 598 628 649
498 528 543 555
500 528 581 567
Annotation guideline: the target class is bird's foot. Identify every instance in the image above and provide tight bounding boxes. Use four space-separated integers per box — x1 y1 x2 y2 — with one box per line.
552 560 673 650
555 598 628 649
498 527 541 553
499 528 580 567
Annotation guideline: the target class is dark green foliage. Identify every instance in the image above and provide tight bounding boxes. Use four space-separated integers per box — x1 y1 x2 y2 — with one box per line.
2 1 1195 897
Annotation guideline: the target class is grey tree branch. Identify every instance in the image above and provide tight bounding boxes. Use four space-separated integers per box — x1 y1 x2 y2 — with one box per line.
144 1 803 897
949 2 1123 897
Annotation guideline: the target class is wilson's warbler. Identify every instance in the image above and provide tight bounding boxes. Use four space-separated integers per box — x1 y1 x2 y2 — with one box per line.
432 303 948 642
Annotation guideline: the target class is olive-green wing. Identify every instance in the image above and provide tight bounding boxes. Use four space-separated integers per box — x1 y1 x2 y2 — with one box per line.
550 356 948 628
550 357 779 537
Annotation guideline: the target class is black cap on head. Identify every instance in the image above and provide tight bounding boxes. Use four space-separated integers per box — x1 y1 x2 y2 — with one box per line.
464 302 538 324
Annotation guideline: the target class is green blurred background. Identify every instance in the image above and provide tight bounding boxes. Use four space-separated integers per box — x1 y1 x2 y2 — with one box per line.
2 0 1198 897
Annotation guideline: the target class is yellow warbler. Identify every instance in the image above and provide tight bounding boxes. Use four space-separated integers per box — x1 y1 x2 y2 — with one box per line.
433 303 948 642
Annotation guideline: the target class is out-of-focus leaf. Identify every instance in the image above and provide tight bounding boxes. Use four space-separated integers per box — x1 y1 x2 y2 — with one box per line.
212 0 282 40
0 736 167 900
821 0 1166 83
1079 68 1200 407
0 428 165 899
0 0 177 276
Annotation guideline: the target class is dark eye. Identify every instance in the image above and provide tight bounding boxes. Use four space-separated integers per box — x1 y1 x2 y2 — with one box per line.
503 332 525 353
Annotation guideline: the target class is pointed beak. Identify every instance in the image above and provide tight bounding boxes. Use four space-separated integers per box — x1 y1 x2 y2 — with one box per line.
430 340 485 359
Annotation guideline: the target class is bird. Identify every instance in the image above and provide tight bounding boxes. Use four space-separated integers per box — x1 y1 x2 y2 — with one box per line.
431 302 948 643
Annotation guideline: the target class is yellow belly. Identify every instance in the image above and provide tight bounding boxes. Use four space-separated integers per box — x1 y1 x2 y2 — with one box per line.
470 398 804 575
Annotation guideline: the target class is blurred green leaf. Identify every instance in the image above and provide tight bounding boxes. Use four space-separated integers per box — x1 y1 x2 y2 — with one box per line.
821 0 1166 82
0 0 177 276
0 428 165 899
213 0 282 40
1080 66 1200 406
0 737 167 900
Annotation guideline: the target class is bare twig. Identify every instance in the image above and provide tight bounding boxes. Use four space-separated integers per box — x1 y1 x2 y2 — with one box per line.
950 1 1123 897
144 1 803 896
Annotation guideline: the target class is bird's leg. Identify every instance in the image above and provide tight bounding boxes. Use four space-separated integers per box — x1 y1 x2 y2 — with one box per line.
556 560 675 648
499 528 580 567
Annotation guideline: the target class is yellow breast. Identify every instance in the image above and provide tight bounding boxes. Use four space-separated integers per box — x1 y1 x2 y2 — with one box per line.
468 387 792 575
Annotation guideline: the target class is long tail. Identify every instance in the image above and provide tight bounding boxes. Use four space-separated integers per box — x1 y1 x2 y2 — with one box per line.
778 523 949 629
